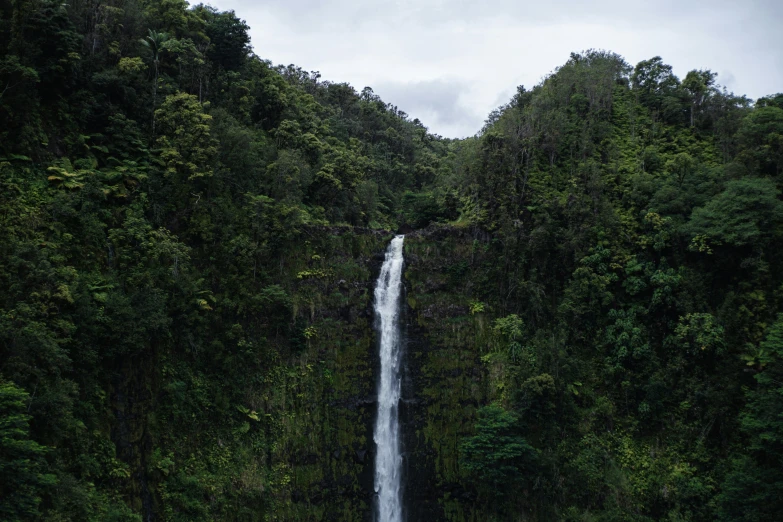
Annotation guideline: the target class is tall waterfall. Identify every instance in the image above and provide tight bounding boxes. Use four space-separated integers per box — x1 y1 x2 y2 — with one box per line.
373 235 405 522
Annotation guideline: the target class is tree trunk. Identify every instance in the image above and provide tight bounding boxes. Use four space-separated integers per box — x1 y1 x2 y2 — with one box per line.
152 62 159 135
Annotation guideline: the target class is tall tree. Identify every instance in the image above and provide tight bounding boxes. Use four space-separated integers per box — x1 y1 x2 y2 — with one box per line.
140 29 170 133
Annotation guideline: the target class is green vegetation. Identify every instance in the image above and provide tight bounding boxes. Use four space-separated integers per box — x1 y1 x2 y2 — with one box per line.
403 50 783 520
1 1 783 520
0 1 443 519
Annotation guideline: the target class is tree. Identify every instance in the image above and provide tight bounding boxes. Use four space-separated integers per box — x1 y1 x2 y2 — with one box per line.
718 317 783 521
0 56 38 104
0 381 56 522
685 178 783 249
737 104 783 177
666 152 697 186
155 92 217 182
460 404 537 501
631 56 680 113
195 6 251 72
682 69 717 127
140 29 171 133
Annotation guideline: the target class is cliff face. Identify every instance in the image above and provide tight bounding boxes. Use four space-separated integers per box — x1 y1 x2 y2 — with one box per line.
400 227 492 521
269 225 490 521
123 227 398 521
256 229 390 520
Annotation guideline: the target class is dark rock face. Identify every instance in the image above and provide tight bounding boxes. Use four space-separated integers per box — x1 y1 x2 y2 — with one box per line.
355 449 368 464
397 252 446 521
111 351 158 521
390 227 493 521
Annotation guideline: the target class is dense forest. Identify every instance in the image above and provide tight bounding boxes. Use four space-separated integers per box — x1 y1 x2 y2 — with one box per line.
1 0 783 520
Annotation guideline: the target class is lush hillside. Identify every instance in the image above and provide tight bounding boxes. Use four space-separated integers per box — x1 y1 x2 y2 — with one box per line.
408 52 783 521
0 1 445 520
2 1 783 521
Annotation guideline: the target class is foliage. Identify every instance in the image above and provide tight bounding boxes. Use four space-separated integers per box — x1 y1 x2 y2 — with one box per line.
0 1 782 519
0 381 56 521
460 404 537 500
717 316 783 520
685 177 783 248
404 49 783 521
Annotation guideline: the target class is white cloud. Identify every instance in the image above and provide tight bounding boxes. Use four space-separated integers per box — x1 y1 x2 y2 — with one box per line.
211 0 783 137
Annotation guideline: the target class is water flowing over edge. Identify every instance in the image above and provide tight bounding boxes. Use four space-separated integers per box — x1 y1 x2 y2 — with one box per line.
373 235 405 522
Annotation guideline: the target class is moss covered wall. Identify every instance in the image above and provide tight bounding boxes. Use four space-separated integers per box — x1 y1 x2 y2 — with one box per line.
269 224 494 521
401 225 495 521
251 228 393 520
124 228 397 521
117 225 495 521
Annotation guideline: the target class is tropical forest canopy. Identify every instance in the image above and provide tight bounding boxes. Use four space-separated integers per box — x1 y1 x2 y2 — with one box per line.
1 0 783 521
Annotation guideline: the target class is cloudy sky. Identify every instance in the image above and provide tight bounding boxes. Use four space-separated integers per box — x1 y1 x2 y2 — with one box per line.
213 0 782 138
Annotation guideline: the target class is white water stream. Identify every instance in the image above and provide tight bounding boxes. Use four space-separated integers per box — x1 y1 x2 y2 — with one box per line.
373 235 405 522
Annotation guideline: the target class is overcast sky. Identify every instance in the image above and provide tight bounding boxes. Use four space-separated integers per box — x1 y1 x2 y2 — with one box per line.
212 0 783 138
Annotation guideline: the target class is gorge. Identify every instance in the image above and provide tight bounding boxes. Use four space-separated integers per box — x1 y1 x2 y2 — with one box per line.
1 1 783 521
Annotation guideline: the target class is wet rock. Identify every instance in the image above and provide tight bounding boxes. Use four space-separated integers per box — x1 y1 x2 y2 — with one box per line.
355 449 367 463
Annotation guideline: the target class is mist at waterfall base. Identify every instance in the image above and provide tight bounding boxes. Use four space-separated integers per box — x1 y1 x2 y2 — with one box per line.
373 236 406 522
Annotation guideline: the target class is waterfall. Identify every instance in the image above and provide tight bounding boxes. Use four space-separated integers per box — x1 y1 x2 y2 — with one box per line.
373 235 405 522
